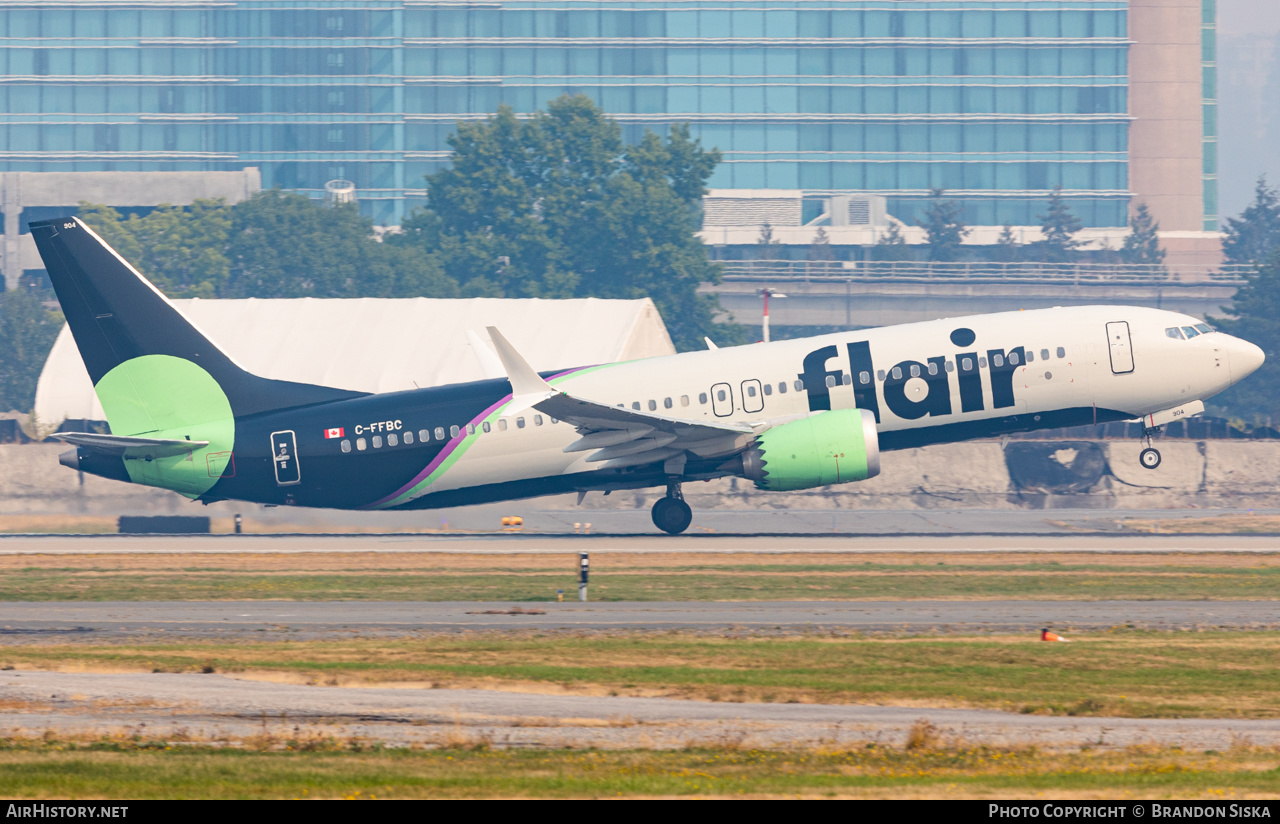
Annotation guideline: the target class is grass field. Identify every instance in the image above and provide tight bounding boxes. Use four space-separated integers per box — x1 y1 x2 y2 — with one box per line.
0 736 1276 799
0 551 1278 601
4 632 1277 719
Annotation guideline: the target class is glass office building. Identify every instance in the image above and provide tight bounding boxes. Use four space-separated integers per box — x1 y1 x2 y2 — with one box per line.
0 1 1208 229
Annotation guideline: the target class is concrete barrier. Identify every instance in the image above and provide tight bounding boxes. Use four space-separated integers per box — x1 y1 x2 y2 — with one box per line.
3 440 1278 522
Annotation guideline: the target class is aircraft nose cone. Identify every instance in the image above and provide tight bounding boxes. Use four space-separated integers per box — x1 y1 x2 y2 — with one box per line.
1227 336 1265 381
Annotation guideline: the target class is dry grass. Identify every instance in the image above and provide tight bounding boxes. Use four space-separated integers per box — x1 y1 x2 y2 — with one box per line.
1 551 1278 602
0 732 1276 798
3 632 1279 719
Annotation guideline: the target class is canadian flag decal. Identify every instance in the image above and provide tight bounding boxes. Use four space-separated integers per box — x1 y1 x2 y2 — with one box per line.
324 427 344 439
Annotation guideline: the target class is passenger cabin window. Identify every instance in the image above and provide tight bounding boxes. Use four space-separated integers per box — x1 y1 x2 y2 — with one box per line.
717 389 727 401
632 402 641 410
1056 347 1066 358
993 354 1004 367
450 425 460 437
1009 352 1019 365
434 427 445 441
825 375 837 388
466 423 475 435
746 385 757 397
877 370 886 381
961 357 973 371
356 438 367 451
372 435 383 448
859 371 871 384
1025 350 1034 363
891 367 902 380
482 422 491 433
1166 327 1185 340
979 357 988 368
762 384 772 396
908 364 920 378
778 382 787 394
648 400 657 410
388 433 398 446
927 363 938 376
516 417 526 429
793 380 803 391
341 439 351 453
664 397 673 408
532 415 542 425
699 392 708 404
1041 349 1050 361
945 361 955 373
842 373 852 385
680 395 689 406
404 431 414 445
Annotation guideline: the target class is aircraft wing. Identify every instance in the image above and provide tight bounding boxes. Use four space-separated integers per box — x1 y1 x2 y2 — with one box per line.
486 327 755 471
54 432 210 458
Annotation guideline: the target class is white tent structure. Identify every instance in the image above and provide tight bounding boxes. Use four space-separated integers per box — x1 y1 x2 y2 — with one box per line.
34 297 675 429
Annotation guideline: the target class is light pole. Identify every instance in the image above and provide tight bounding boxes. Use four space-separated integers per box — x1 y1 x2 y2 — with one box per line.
758 288 787 343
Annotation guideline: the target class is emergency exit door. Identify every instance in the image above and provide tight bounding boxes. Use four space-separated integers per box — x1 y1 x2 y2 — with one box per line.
271 430 301 486
1106 321 1134 374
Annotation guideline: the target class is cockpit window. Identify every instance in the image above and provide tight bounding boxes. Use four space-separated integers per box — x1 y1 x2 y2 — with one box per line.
1195 323 1213 334
1165 327 1185 340
1182 326 1200 339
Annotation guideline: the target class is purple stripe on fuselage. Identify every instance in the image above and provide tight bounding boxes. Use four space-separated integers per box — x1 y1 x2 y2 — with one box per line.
361 366 593 510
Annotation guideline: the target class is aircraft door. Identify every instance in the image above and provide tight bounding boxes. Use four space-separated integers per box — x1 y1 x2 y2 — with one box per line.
271 430 301 486
1105 322 1134 374
710 382 734 417
741 379 764 413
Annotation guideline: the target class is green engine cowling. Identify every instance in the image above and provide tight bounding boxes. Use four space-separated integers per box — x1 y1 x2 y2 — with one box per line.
741 408 880 491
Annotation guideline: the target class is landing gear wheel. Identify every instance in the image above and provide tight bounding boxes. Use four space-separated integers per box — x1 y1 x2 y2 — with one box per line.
1139 447 1162 470
651 497 693 535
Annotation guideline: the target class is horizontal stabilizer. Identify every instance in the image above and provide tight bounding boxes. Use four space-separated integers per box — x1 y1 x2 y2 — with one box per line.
54 432 209 458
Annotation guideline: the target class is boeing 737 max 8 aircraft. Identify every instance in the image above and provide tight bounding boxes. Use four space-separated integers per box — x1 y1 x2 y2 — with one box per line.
32 217 1265 534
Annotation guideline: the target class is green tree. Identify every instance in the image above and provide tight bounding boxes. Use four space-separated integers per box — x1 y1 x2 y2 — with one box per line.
1223 176 1280 265
872 222 913 261
757 223 780 260
993 225 1022 263
224 190 457 299
1035 186 1083 263
808 226 834 262
1209 251 1280 421
404 95 738 350
79 200 231 297
1119 202 1166 266
917 188 970 262
0 287 63 413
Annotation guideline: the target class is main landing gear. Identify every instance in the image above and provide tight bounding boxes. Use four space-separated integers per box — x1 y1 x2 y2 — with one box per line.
1139 426 1162 470
651 481 693 535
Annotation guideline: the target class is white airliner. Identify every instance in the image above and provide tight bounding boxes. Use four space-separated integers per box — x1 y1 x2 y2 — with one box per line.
34 217 1265 534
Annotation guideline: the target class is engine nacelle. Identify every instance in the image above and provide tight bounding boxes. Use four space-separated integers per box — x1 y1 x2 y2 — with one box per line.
740 408 880 491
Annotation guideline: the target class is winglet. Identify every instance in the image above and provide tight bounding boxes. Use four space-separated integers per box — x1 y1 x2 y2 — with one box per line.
466 329 507 380
704 337 718 350
486 326 557 415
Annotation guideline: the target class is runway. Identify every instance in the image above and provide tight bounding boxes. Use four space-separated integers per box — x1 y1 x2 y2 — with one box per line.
2 530 1280 554
3 670 1278 751
2 599 1278 640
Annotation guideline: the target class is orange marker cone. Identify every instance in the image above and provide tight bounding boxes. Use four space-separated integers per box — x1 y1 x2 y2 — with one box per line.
1040 628 1071 642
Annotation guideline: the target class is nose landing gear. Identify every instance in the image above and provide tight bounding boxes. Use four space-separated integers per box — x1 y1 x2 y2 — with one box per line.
651 481 693 535
1139 426 1162 470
